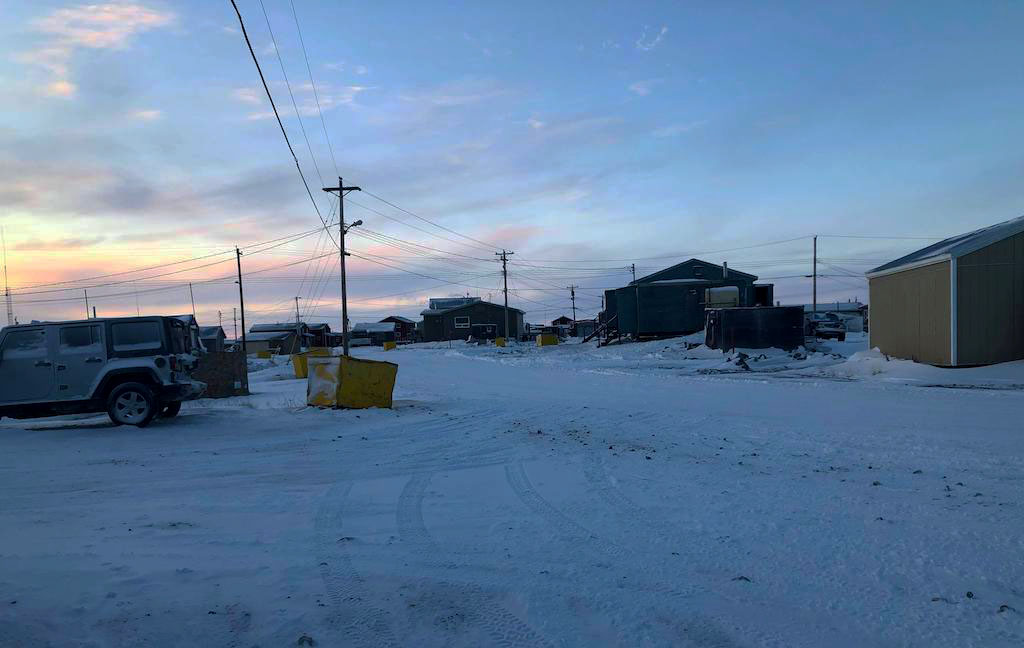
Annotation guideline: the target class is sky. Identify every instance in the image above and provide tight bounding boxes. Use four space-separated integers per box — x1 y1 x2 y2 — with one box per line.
1 0 1023 329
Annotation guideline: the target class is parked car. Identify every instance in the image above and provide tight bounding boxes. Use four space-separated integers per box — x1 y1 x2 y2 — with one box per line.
0 316 206 427
805 312 847 341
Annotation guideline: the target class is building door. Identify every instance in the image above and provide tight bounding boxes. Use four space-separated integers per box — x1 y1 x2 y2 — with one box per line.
55 323 106 400
0 328 54 403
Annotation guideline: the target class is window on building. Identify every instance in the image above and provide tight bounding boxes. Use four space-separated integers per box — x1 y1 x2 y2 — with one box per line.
454 316 470 328
59 325 102 351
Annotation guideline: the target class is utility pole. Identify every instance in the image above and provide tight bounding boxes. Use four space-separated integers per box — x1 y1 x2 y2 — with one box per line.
568 284 578 324
84 289 90 320
630 263 636 283
236 247 248 356
92 306 97 319
496 250 514 341
232 307 238 341
1 226 12 326
293 296 302 354
322 177 362 356
189 282 197 319
218 310 223 328
812 235 818 314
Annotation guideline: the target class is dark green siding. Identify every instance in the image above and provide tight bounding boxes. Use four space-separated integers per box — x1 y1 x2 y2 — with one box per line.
957 231 1024 365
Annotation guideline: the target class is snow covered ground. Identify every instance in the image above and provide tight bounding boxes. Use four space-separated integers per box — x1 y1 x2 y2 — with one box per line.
2 334 1023 647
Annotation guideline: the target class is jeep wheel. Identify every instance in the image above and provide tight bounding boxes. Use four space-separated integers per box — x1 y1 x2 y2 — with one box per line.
161 401 182 418
107 382 158 427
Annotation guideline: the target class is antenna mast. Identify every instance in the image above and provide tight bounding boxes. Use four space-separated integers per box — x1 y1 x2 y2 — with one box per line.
2 226 12 326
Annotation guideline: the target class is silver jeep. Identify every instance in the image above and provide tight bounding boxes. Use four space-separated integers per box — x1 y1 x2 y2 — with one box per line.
0 316 206 427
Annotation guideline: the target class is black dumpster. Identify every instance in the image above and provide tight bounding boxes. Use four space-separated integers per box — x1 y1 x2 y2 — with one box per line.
705 306 804 351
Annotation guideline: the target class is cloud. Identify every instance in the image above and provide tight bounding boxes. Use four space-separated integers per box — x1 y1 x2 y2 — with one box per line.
232 87 263 105
243 83 369 120
353 65 368 75
129 109 162 121
651 120 707 137
527 117 546 130
635 25 668 51
13 236 107 251
19 3 174 98
323 61 344 71
628 79 661 96
400 78 509 107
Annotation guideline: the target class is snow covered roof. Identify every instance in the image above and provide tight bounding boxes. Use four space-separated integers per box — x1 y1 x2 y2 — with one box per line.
428 297 480 311
647 279 714 285
199 326 225 338
803 302 866 313
244 331 293 341
868 214 1024 276
633 258 758 285
421 299 524 317
251 323 306 333
353 322 396 333
381 315 416 324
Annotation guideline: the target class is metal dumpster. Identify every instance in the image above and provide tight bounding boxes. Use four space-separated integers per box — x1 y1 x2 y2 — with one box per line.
307 356 398 409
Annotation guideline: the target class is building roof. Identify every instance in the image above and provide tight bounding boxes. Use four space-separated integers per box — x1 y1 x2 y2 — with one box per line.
427 297 480 311
868 214 1024 276
306 322 331 331
353 322 396 333
251 322 307 333
552 315 573 324
380 315 416 324
632 258 758 285
244 331 294 342
421 299 524 317
199 326 225 338
803 302 866 313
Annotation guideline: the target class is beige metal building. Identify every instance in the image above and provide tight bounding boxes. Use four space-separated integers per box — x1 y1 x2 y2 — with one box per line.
867 215 1024 366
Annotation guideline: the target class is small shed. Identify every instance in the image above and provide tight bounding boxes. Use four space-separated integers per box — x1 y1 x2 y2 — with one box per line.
602 259 770 339
243 330 297 354
250 322 311 353
352 322 397 346
379 315 417 342
867 214 1024 366
421 299 524 342
199 325 227 353
552 315 574 327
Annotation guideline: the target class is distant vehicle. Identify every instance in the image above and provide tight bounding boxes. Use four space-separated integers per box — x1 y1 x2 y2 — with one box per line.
0 316 205 427
805 312 847 341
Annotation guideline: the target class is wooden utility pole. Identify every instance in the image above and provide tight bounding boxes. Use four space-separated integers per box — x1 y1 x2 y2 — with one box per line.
84 289 90 319
218 310 223 328
568 284 578 325
812 235 818 314
496 250 514 340
322 177 362 356
293 296 302 354
232 307 238 341
236 247 248 356
189 282 197 318
630 263 636 283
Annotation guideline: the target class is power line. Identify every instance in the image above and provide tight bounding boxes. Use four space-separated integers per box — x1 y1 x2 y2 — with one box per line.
289 0 339 176
228 0 333 240
362 190 499 252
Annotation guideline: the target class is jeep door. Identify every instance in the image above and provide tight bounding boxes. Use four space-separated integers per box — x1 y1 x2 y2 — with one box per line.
0 328 54 403
55 323 105 400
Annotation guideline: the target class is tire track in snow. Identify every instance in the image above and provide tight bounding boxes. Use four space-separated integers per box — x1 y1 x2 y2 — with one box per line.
395 473 553 647
504 460 764 648
580 441 882 648
314 481 400 647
